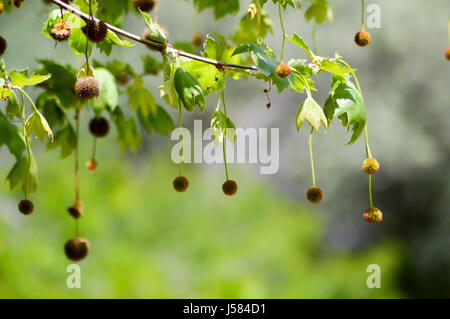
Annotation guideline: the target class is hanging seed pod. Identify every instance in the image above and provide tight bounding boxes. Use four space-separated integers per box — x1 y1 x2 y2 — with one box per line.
89 117 110 138
173 176 189 192
18 199 34 215
67 200 83 219
354 30 371 47
64 237 90 261
0 36 6 56
50 20 72 41
306 187 323 204
75 76 100 99
132 0 156 12
363 207 383 224
82 20 108 43
222 180 238 196
362 158 380 175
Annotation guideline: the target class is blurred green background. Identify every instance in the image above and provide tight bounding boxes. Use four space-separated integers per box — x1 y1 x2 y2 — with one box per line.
0 0 449 298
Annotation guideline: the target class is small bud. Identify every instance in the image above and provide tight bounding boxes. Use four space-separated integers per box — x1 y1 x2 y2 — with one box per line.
306 187 323 204
362 158 379 175
173 176 189 192
354 30 371 47
363 207 383 224
68 200 83 219
222 180 238 196
18 199 34 215
64 238 90 261
276 63 291 78
86 159 98 173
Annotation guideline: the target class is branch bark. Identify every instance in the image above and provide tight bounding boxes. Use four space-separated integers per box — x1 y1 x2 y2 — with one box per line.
47 0 258 72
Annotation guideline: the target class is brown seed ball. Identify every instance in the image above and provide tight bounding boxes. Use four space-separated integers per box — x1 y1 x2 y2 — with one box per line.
18 199 34 215
0 36 6 56
354 30 371 47
190 34 203 47
445 47 450 61
306 187 323 204
89 117 110 138
82 20 108 43
64 238 90 261
67 200 83 219
363 207 383 224
50 20 72 41
13 0 24 8
222 180 238 196
132 0 155 12
86 159 98 173
173 176 189 192
362 157 380 175
75 76 100 99
276 63 291 78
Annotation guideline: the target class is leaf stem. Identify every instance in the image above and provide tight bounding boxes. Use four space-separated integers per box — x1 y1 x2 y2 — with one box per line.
74 110 80 202
221 73 229 180
278 2 286 62
368 175 373 208
14 86 39 113
312 22 317 55
309 127 316 187
19 92 32 199
361 0 365 31
178 99 184 176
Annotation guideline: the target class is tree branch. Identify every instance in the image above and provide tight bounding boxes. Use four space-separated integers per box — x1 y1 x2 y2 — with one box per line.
47 0 258 72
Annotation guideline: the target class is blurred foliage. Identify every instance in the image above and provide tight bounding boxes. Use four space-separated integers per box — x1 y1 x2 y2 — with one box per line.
0 143 403 298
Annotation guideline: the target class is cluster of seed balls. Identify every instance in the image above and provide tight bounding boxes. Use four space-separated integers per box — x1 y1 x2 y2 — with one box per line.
173 176 238 196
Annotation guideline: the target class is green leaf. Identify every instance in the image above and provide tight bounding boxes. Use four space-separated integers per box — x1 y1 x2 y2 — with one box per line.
296 96 328 132
97 30 135 56
0 110 26 160
147 105 175 137
211 109 236 146
36 93 66 128
286 33 316 59
174 67 205 112
127 75 156 117
193 0 240 19
6 154 38 194
112 108 141 153
181 60 222 95
9 69 51 87
304 0 333 25
320 59 355 77
6 90 21 119
92 68 119 116
323 77 367 144
141 55 163 75
25 111 54 143
46 123 77 158
140 10 167 44
230 10 273 44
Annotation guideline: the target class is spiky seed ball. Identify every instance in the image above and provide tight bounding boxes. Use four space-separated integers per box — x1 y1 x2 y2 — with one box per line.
132 0 156 12
191 34 203 47
68 200 83 219
75 76 100 99
0 36 6 56
276 63 291 78
89 117 110 138
362 157 380 175
173 176 189 192
50 20 72 41
82 20 108 43
306 187 323 204
222 180 238 196
445 47 450 61
354 30 371 47
64 238 90 261
86 159 98 173
18 199 34 215
363 207 383 224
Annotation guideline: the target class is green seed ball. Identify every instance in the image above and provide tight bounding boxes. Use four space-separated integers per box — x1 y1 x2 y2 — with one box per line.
363 207 383 224
362 158 380 175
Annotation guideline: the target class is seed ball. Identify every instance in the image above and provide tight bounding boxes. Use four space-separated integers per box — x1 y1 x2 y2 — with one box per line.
0 2 4 14
222 180 238 196
67 200 83 219
89 117 110 138
132 0 156 12
82 20 108 43
173 176 189 192
276 63 291 78
445 47 450 61
18 199 34 215
64 238 90 261
363 207 383 224
0 36 6 56
190 34 203 47
75 76 100 99
13 0 24 8
306 187 323 204
354 30 371 47
86 159 98 173
50 20 72 41
362 157 379 175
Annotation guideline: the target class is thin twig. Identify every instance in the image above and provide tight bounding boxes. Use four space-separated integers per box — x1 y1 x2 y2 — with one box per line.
47 0 257 72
